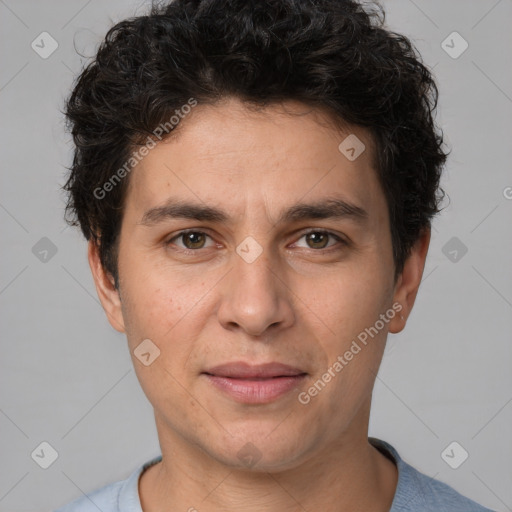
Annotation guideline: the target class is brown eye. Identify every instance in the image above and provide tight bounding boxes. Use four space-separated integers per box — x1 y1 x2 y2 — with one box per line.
291 230 346 251
305 232 330 249
181 231 204 249
167 230 214 251
181 232 206 249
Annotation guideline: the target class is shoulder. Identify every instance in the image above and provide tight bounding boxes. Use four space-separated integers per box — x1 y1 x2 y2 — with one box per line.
398 459 496 512
53 456 162 512
369 438 495 512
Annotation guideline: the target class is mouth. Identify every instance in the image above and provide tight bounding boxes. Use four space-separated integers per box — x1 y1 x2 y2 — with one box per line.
201 362 308 404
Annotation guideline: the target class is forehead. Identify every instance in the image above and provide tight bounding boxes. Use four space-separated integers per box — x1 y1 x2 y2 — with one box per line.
124 98 384 219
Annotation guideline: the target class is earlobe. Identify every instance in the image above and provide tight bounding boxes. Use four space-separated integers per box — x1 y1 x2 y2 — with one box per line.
87 240 126 333
388 228 431 334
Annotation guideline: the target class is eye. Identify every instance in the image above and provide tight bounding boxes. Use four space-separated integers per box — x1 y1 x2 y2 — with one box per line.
293 230 345 250
165 229 346 253
166 230 215 250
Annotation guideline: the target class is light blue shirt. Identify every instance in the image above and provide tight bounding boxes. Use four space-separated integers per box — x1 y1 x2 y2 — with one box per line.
55 437 495 511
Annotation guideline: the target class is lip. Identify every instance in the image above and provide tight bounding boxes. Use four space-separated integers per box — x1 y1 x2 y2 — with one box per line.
203 362 306 379
202 362 307 404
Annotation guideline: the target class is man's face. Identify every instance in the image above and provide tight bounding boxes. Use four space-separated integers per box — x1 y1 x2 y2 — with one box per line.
95 98 414 470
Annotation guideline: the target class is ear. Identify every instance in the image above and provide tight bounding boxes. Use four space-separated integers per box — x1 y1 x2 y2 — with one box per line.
87 239 126 333
388 228 431 334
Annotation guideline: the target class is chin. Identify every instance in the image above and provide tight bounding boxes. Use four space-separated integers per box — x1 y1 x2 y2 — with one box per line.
205 426 311 472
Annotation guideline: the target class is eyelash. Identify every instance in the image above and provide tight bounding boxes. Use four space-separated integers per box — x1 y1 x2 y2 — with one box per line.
165 229 347 254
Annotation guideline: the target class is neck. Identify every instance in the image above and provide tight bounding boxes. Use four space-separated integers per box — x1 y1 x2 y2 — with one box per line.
139 416 397 512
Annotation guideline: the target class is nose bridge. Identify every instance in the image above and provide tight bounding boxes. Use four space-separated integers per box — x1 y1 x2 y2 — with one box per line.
235 240 277 295
217 237 294 336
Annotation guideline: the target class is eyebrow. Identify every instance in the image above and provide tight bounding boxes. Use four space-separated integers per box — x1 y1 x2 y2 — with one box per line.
139 197 368 226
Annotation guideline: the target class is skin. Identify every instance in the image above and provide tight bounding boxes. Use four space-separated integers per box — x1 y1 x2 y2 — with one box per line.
88 97 430 512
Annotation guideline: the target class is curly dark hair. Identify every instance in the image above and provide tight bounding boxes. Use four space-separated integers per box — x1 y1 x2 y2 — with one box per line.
63 0 447 288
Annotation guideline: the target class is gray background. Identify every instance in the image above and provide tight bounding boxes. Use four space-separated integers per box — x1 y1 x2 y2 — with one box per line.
1 0 511 510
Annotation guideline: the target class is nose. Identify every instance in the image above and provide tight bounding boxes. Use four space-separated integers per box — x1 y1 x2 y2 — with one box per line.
216 247 295 337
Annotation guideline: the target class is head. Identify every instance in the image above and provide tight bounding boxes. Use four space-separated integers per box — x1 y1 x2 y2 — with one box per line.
64 0 446 470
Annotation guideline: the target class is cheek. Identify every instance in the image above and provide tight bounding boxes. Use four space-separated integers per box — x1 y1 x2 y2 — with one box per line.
120 278 200 406
121 283 175 344
309 267 392 341
304 257 393 402
119 262 214 386
119 253 199 342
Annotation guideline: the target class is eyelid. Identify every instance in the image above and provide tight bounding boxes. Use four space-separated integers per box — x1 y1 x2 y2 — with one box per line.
166 229 217 250
166 228 347 252
289 228 347 249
